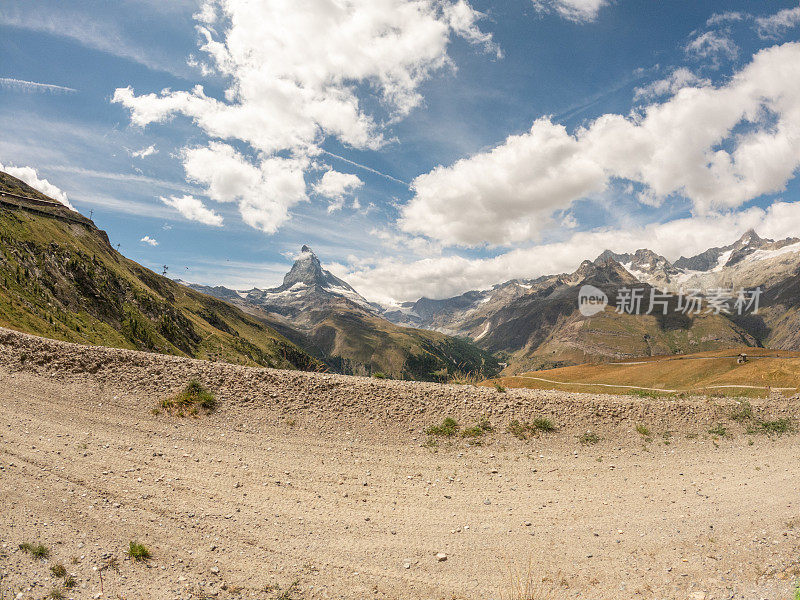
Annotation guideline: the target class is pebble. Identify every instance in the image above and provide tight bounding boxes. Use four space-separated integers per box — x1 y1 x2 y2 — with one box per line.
436 552 447 562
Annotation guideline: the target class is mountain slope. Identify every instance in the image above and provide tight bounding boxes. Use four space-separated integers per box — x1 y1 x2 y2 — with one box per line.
0 171 320 371
184 247 500 381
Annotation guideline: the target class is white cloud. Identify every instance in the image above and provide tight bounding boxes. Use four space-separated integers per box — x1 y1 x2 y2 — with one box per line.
129 144 158 159
633 68 710 101
161 194 224 227
349 201 800 303
400 43 800 246
112 0 496 234
180 142 306 232
312 170 364 213
685 30 738 64
0 77 76 94
706 11 745 27
140 235 159 246
0 162 75 210
531 0 608 23
756 4 800 38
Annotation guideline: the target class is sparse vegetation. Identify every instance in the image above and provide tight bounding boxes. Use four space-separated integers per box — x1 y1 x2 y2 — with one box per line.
425 417 459 437
126 541 151 562
47 588 64 600
729 400 753 422
708 424 728 438
750 418 794 436
372 372 388 379
50 564 67 578
270 578 301 600
448 370 482 386
506 418 557 440
19 542 49 559
578 431 600 445
635 424 651 437
160 380 216 415
63 575 77 589
493 382 507 393
532 417 555 433
460 418 494 438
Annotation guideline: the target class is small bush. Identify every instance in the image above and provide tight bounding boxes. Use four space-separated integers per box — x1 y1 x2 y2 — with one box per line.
729 400 753 423
532 417 555 433
19 542 49 559
507 420 528 440
752 418 794 436
506 418 556 440
425 417 459 437
493 382 507 393
635 424 651 437
50 564 67 577
64 575 77 589
48 589 64 600
161 380 216 415
460 418 493 438
126 541 151 562
708 424 728 438
578 431 600 445
372 372 388 379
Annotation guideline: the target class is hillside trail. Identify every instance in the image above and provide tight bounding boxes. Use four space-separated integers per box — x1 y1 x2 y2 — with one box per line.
1 328 799 600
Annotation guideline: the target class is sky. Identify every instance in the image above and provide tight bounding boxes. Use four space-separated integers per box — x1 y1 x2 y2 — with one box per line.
2 0 800 305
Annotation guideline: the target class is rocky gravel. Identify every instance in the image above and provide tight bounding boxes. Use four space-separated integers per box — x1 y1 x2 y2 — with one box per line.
1 327 799 599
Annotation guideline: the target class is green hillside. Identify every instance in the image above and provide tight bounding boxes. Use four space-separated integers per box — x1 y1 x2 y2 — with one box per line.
0 171 321 371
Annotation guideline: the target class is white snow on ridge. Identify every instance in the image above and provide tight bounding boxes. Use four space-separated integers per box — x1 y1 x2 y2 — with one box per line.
743 241 800 264
713 250 733 272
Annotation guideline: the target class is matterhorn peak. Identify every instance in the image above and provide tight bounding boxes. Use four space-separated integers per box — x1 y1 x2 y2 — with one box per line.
300 244 314 254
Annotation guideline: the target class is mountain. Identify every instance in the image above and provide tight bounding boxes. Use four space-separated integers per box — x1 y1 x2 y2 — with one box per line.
383 239 776 372
0 171 320 371
183 247 500 381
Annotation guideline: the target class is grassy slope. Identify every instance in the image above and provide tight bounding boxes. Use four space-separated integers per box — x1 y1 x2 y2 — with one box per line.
487 347 800 397
310 304 500 381
0 174 320 371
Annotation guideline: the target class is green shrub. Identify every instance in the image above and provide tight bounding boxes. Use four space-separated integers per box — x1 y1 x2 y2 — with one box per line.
50 564 67 577
506 418 557 440
126 541 151 562
708 424 728 438
532 417 555 433
493 382 507 393
578 431 600 445
161 380 216 414
729 400 753 422
425 418 459 437
19 542 49 559
751 418 794 436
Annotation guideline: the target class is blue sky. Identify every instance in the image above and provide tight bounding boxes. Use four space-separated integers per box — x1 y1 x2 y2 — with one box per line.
2 0 800 303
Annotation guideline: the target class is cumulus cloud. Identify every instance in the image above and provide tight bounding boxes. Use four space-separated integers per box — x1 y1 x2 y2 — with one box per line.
756 4 800 38
140 235 159 246
685 30 739 65
161 194 223 227
0 162 75 210
129 144 157 158
312 170 364 212
112 0 496 234
531 0 608 23
633 68 710 101
350 201 800 303
180 142 306 232
400 43 800 246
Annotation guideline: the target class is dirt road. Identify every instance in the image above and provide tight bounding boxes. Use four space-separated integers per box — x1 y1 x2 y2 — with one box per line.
0 328 798 599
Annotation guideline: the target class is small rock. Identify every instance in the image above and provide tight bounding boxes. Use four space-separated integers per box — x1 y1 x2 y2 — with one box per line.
436 552 447 562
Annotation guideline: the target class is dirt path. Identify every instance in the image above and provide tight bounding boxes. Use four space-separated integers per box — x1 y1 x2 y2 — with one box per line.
0 328 799 600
